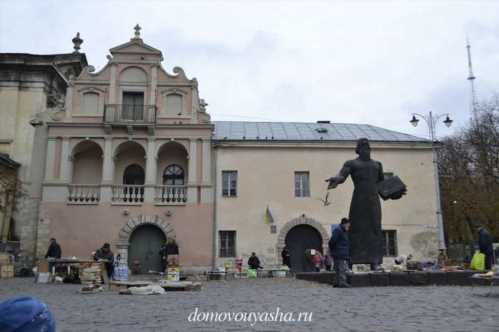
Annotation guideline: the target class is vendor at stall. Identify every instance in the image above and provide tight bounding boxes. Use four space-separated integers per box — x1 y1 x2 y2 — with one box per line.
45 238 62 273
93 243 114 278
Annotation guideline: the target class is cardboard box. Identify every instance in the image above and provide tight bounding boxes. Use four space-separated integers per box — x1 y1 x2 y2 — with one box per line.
38 261 49 273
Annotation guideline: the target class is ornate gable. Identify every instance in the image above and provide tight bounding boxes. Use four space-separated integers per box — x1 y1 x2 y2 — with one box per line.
109 24 162 62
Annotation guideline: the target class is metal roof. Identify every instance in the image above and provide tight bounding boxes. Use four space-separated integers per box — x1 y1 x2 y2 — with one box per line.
213 121 428 142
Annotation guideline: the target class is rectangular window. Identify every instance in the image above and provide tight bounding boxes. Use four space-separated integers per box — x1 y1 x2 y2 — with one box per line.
219 231 236 257
294 171 310 197
165 93 183 115
122 92 144 120
382 230 397 256
222 171 237 197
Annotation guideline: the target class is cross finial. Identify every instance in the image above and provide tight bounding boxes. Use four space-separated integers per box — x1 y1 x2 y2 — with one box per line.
133 24 141 39
72 32 83 53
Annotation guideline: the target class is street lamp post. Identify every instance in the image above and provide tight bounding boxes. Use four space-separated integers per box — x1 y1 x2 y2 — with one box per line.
410 111 453 252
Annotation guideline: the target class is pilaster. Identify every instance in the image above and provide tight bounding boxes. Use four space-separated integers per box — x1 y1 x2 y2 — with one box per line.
44 138 57 181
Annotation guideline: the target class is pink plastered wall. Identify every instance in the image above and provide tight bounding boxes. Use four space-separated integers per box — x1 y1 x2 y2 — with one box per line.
39 202 214 266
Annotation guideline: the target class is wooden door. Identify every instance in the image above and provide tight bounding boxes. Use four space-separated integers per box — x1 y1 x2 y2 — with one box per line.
285 225 322 272
128 225 166 273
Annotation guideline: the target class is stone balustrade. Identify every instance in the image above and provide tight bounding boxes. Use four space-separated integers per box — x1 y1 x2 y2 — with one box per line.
67 184 101 204
112 184 145 203
155 185 187 204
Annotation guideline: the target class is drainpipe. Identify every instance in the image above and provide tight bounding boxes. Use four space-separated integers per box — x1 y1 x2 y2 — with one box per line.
211 143 217 271
29 121 49 265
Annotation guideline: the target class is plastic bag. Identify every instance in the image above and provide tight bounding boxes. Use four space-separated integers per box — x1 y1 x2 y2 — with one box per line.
470 250 485 271
247 269 257 278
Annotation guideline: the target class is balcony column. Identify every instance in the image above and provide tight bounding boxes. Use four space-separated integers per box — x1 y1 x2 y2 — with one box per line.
187 138 198 203
144 138 157 202
100 137 114 202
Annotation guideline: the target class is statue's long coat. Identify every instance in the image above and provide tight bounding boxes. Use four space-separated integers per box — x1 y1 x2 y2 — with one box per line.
338 158 384 265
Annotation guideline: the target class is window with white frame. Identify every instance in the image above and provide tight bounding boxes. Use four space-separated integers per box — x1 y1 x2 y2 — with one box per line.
294 171 310 197
219 231 236 257
222 171 237 197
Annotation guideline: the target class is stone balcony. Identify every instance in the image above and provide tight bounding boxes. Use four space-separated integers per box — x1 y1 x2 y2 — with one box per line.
103 104 157 126
67 184 188 205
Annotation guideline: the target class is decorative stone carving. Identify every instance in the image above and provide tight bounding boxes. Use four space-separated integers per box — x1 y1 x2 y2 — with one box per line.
117 215 175 243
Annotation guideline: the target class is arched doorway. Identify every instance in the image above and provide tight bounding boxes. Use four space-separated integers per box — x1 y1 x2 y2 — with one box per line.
285 225 323 272
128 224 166 273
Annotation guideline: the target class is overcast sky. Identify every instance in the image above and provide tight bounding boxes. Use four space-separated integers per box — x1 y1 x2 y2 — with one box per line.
1 0 499 139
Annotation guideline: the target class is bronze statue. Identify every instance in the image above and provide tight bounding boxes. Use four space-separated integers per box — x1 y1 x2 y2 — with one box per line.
326 138 405 269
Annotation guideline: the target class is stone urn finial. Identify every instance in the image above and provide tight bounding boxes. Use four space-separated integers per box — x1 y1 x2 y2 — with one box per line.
72 32 83 53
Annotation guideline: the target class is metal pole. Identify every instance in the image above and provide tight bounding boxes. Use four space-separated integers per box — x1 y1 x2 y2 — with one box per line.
428 112 446 251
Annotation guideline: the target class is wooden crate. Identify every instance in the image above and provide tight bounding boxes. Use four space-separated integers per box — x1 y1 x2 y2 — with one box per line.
0 264 14 279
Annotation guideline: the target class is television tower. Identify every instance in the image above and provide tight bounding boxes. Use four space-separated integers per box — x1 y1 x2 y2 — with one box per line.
466 38 478 121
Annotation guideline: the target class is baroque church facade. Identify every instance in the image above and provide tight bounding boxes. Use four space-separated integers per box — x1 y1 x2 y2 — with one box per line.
0 27 439 273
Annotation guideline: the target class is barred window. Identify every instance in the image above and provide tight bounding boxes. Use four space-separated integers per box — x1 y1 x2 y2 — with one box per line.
295 172 310 197
222 171 237 197
382 230 397 256
219 231 236 257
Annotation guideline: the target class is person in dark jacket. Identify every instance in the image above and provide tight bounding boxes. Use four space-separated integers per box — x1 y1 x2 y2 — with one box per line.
478 226 494 270
329 218 351 288
248 252 262 270
45 238 61 274
281 246 291 268
45 238 61 259
159 238 180 270
94 243 114 278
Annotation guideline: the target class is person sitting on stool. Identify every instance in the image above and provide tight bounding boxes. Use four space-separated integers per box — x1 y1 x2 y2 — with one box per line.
248 252 262 270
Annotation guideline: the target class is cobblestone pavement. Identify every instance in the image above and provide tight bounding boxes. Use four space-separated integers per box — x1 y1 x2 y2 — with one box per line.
0 277 498 332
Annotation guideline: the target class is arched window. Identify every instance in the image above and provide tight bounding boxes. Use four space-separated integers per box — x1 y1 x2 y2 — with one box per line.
163 164 185 185
122 164 145 202
123 164 145 185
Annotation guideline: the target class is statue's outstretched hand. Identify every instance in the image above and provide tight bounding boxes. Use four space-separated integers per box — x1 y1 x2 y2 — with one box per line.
325 177 340 189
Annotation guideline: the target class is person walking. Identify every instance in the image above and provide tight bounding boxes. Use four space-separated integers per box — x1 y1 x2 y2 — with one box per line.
329 218 351 288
